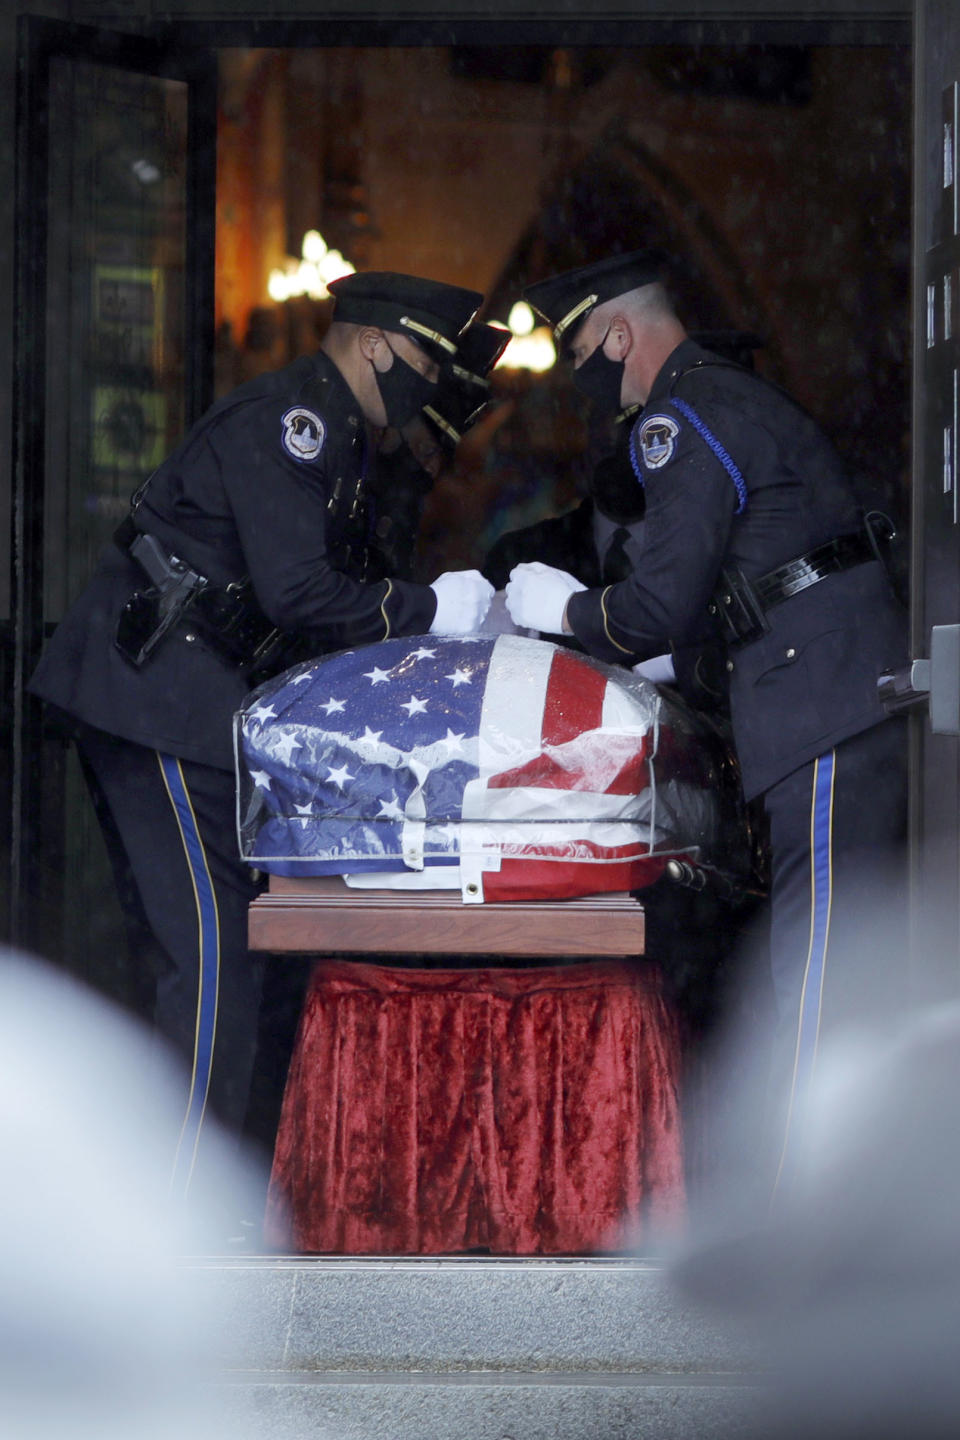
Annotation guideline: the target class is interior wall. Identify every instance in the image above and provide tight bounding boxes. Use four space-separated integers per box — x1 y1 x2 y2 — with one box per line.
209 41 911 577
1 2 913 626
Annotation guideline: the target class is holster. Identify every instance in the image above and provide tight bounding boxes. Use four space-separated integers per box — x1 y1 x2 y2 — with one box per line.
711 526 884 648
114 522 287 674
115 530 209 667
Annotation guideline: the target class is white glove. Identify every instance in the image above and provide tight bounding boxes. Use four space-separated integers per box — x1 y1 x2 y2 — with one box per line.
429 569 495 634
504 561 587 635
632 653 676 684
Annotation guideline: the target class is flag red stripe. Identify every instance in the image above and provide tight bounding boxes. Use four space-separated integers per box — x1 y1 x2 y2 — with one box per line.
604 753 651 796
542 648 607 746
484 853 670 902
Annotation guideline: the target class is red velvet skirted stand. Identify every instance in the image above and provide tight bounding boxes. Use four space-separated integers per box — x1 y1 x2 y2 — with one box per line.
264 957 686 1256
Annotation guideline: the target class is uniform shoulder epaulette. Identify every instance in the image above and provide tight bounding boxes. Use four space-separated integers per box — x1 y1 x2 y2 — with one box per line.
667 356 745 396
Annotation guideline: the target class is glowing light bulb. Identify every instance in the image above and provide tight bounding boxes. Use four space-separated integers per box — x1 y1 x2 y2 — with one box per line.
301 230 328 263
297 260 323 298
268 237 355 304
508 301 536 337
320 251 356 285
268 269 291 302
496 328 556 372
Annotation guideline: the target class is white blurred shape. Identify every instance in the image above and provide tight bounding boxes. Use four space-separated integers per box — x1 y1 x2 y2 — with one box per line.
0 948 267 1440
673 1003 960 1440
632 653 676 684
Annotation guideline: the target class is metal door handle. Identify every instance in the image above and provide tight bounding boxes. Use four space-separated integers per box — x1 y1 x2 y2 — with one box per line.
879 624 960 733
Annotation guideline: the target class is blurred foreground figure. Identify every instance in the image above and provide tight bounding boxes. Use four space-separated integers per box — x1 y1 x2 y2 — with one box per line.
0 948 272 1440
673 1002 960 1440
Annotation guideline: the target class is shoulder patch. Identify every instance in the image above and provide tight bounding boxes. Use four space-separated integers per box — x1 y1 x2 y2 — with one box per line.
281 406 326 462
637 414 679 470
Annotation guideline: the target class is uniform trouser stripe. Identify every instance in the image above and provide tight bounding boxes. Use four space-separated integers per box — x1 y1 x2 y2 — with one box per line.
773 749 836 1195
157 753 222 1196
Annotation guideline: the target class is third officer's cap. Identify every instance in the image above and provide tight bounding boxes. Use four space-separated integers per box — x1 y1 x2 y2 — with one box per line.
423 321 511 448
523 249 666 349
327 271 484 363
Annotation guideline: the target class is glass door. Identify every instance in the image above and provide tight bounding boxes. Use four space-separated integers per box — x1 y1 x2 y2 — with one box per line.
912 0 960 1003
10 19 216 1011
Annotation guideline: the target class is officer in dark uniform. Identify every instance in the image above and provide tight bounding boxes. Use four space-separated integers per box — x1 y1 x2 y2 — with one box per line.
482 408 641 594
29 270 494 1207
420 318 512 462
369 319 511 578
504 251 908 1193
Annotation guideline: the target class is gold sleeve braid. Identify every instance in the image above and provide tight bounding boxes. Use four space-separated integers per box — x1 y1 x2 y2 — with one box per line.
600 585 636 654
379 578 394 638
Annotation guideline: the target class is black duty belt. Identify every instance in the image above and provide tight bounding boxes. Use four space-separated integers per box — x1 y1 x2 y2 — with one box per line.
113 517 287 672
754 531 875 607
711 530 876 646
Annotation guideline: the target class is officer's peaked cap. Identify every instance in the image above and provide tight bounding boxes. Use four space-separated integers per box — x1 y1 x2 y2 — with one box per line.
450 321 512 386
523 249 667 347
422 321 510 449
327 271 484 362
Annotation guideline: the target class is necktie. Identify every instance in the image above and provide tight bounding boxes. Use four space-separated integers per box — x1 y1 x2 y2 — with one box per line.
602 526 632 583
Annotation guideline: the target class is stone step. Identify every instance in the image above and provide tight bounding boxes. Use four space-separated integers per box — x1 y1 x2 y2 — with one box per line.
188 1257 762 1438
209 1370 762 1440
188 1257 756 1375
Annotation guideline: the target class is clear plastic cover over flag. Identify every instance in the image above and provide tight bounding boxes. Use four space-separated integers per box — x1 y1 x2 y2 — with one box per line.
235 634 749 903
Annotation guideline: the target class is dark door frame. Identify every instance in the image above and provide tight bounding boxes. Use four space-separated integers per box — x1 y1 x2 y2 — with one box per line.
7 4 914 953
9 17 218 948
134 5 910 48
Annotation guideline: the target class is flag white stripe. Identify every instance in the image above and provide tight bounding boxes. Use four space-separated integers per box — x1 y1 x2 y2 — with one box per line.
461 782 654 824
474 635 553 783
601 671 660 733
462 818 671 848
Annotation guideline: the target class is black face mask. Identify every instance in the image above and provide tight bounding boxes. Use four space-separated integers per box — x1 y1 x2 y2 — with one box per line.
571 329 625 413
375 343 437 427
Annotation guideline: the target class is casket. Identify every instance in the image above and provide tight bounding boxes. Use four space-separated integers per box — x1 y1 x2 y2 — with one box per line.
236 633 749 904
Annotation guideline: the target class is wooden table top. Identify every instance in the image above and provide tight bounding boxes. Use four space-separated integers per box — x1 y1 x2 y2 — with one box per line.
248 874 645 959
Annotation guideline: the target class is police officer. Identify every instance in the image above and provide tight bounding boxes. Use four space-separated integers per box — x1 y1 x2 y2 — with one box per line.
424 320 511 447
504 251 908 1192
369 319 511 578
29 270 495 1208
482 406 643 594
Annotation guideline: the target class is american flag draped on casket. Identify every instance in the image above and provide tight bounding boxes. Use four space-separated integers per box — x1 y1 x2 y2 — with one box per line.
235 634 741 904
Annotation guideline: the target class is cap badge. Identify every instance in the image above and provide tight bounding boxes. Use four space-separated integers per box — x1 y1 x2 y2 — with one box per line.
281 407 326 462
637 414 679 470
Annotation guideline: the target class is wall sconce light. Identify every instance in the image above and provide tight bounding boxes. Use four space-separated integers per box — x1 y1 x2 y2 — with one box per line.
268 230 356 303
496 300 556 373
